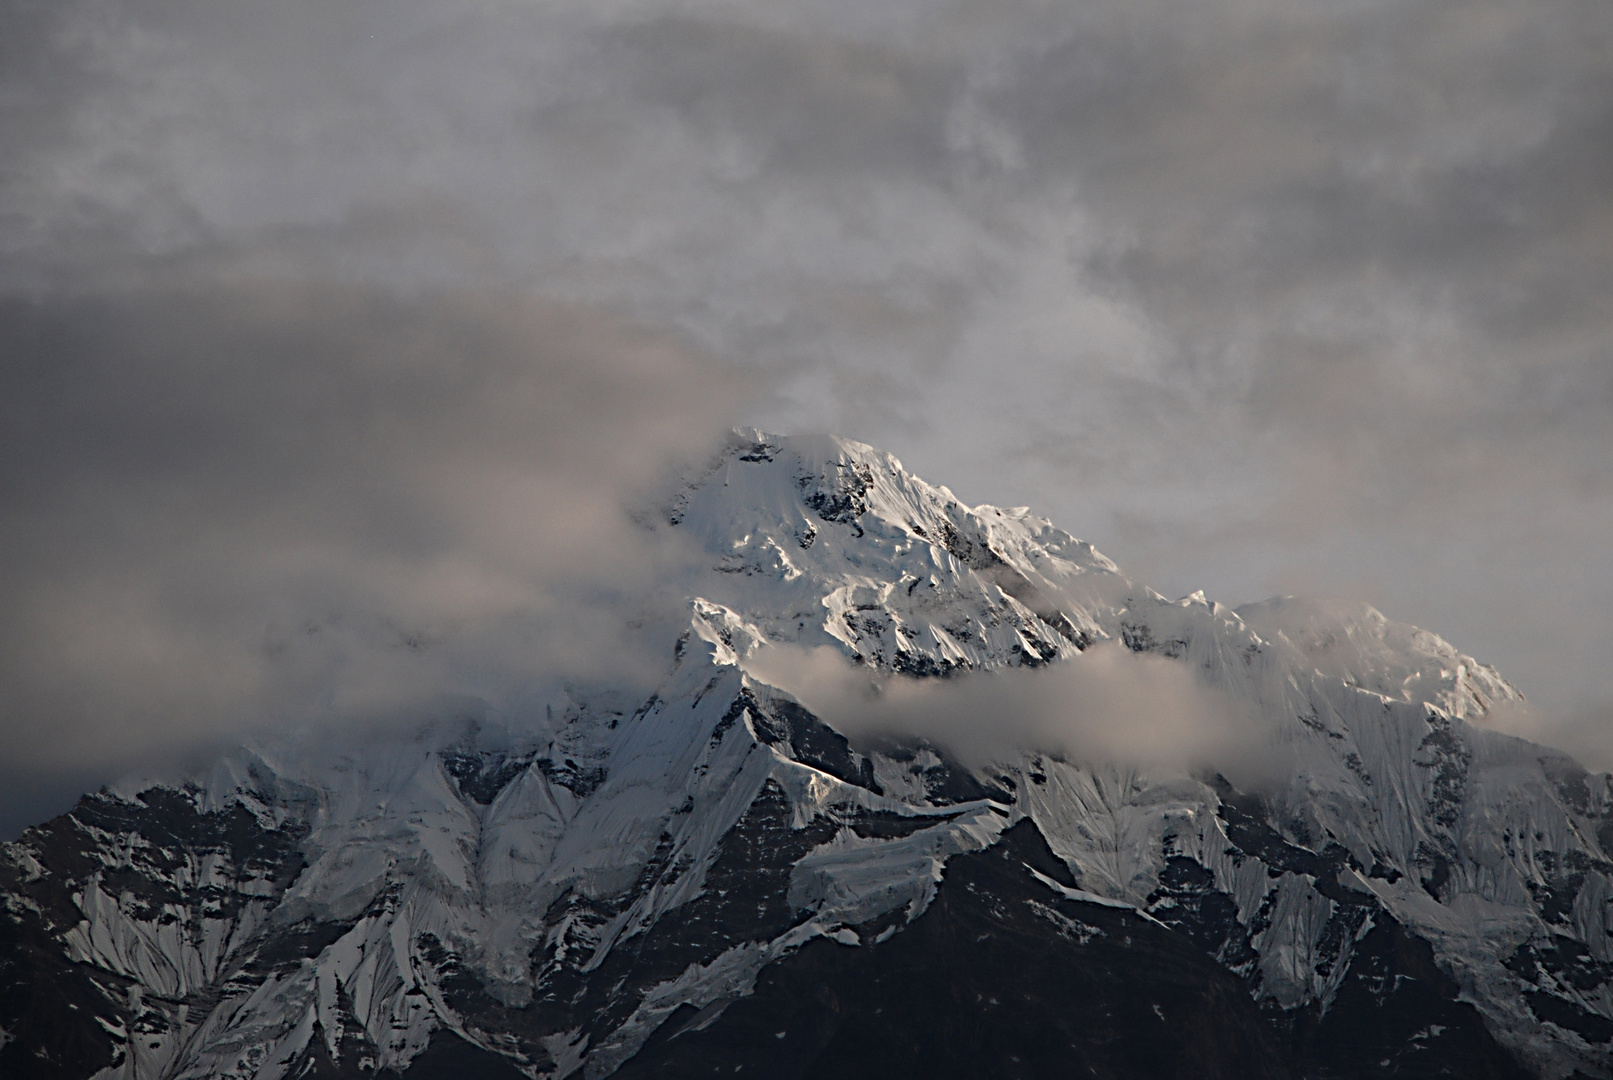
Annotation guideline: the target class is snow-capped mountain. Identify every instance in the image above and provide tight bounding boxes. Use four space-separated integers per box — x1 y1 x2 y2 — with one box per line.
3 431 1610 1079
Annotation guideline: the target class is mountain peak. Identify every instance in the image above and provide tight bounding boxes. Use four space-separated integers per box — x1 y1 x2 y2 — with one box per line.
661 428 1123 674
0 431 1606 1080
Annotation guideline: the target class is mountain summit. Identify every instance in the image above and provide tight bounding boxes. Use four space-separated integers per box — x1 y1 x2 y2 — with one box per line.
3 431 1609 1079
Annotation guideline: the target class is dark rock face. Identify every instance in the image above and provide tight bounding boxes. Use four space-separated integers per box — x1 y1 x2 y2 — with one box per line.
1186 779 1533 1078
749 695 883 794
1275 915 1532 1080
616 820 1295 1080
442 751 533 805
0 788 310 1079
798 460 875 535
1147 855 1260 968
1509 935 1613 1047
609 816 1531 1080
290 1027 531 1080
865 738 1016 806
0 892 122 1080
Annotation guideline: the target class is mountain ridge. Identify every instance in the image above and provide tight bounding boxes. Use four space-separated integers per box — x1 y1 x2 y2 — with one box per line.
2 430 1609 1078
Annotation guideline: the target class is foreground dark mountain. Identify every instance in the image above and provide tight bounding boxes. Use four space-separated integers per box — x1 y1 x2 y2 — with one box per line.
2 432 1610 1078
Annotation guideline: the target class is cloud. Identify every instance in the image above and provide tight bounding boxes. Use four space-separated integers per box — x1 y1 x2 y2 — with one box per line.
745 642 1284 790
0 282 755 824
1474 700 1613 775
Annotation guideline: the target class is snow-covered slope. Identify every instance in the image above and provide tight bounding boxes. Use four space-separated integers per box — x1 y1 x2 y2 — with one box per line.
2 431 1609 1079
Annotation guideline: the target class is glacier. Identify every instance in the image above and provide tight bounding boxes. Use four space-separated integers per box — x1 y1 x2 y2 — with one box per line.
1 430 1609 1078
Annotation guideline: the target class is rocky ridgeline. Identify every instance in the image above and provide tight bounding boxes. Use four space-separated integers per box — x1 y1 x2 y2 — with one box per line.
2 431 1610 1079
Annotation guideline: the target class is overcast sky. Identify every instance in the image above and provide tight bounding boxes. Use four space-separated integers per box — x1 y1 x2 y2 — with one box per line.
2 0 1610 834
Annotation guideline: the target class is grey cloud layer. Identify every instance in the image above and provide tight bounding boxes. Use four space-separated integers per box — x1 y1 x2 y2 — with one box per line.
2 0 1610 826
746 643 1285 791
0 285 751 828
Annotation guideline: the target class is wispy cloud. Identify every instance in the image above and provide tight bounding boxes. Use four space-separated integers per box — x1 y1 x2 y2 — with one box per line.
745 642 1285 790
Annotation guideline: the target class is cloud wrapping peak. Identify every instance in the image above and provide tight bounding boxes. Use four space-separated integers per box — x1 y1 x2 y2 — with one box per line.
0 284 751 780
745 642 1283 789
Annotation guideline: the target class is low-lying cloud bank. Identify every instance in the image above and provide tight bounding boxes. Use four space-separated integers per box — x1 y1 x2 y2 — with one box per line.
745 642 1286 790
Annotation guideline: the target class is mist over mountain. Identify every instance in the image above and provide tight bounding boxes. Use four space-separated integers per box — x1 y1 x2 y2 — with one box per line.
2 432 1609 1079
